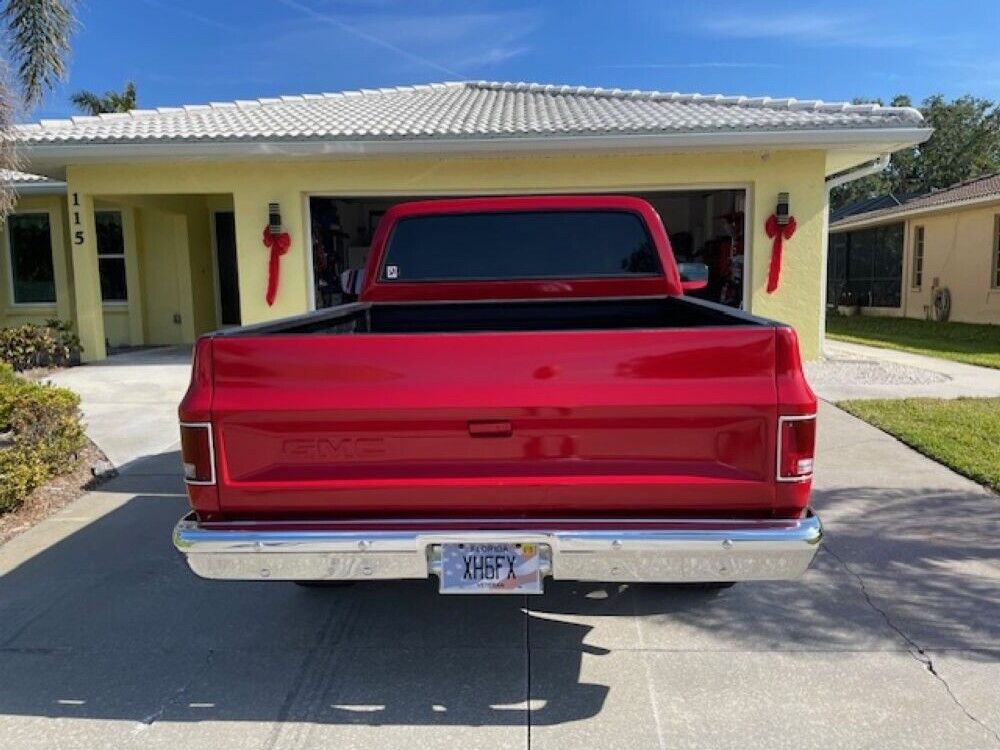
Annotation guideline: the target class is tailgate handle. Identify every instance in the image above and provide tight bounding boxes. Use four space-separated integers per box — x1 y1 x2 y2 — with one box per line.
468 420 512 438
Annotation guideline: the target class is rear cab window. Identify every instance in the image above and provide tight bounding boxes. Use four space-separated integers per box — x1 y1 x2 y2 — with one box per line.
379 210 662 282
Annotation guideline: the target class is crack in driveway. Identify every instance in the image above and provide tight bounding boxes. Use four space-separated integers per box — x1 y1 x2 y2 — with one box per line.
130 649 216 737
823 544 1000 745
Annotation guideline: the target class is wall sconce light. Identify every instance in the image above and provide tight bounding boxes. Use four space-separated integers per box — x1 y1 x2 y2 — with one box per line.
268 202 282 235
262 203 291 307
765 192 797 294
775 192 790 226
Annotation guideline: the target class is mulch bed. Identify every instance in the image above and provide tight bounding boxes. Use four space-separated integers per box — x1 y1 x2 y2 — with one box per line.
18 366 60 381
0 439 111 546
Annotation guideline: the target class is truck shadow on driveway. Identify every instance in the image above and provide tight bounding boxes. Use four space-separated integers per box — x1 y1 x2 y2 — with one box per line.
0 455 997 730
0 468 611 728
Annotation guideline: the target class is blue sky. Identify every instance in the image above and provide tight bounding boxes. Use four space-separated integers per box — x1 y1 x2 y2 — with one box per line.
26 0 1000 121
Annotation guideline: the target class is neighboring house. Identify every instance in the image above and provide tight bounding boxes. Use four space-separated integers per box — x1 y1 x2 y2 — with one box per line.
829 172 1000 324
5 81 929 361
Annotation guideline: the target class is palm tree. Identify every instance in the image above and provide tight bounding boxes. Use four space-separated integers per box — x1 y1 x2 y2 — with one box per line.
71 80 136 115
0 0 75 217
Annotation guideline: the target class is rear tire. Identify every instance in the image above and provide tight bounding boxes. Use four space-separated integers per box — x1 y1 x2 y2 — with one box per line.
293 581 355 588
680 581 736 590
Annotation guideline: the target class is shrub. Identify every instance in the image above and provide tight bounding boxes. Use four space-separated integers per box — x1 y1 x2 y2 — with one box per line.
0 365 86 512
0 319 82 371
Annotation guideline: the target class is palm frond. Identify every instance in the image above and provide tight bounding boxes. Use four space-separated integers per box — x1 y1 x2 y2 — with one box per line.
2 0 75 105
70 81 136 115
0 70 20 220
69 89 103 115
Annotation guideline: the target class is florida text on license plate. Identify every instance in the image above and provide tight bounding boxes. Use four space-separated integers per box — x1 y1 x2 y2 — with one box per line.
440 542 543 594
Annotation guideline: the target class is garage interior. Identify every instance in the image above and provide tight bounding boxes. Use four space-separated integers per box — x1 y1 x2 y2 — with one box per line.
308 190 747 310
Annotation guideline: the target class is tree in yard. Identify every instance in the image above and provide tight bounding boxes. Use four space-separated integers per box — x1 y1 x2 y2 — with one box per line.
70 80 136 115
912 95 1000 188
831 94 1000 211
0 0 75 218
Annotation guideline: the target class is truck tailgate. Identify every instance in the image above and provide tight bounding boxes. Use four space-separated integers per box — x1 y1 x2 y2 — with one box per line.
211 328 779 517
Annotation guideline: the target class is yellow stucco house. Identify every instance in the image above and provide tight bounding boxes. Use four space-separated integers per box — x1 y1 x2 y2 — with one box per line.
4 81 929 361
829 172 1000 324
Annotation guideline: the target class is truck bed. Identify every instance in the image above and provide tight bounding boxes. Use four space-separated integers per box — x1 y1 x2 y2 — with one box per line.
219 295 766 337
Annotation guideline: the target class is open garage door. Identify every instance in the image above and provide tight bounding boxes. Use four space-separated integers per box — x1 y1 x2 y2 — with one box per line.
307 189 747 310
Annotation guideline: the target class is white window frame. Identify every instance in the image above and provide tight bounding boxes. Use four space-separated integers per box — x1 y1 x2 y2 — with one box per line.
5 209 57 308
992 215 1000 290
95 209 128 306
912 225 925 291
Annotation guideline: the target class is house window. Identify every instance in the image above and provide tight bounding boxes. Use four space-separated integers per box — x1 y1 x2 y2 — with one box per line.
6 213 56 304
96 211 127 302
993 215 1000 289
912 225 925 290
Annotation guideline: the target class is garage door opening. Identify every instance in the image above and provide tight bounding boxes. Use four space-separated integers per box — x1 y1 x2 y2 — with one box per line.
307 190 747 310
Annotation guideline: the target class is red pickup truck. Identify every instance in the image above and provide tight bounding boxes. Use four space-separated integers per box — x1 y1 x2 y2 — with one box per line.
173 195 821 594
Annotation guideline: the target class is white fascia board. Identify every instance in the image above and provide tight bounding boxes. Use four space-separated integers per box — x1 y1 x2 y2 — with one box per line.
20 127 932 166
9 181 67 195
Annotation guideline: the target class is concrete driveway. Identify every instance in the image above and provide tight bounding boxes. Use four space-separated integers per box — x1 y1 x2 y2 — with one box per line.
1 401 997 749
46 346 192 469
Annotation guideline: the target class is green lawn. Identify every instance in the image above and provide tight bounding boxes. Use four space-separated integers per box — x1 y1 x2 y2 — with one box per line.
838 398 1000 492
826 315 1000 369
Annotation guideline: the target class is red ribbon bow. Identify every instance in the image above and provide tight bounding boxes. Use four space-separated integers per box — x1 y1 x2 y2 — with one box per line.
764 213 796 294
262 225 291 306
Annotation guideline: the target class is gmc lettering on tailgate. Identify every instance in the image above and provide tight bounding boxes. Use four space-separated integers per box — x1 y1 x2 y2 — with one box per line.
282 437 387 460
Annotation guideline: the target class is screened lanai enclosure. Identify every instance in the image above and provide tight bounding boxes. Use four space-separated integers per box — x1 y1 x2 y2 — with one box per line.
827 222 904 308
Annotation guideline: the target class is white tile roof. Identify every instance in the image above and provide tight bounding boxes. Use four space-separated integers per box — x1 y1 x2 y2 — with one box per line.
1 169 60 183
16 81 925 146
1 169 66 193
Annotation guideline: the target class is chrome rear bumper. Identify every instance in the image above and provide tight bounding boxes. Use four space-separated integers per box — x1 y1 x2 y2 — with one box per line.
173 511 822 584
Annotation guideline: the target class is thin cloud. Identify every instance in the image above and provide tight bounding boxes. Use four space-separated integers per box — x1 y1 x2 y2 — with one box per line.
456 45 532 69
275 0 467 78
137 0 232 33
347 9 539 71
701 12 924 49
602 62 780 70
361 11 535 48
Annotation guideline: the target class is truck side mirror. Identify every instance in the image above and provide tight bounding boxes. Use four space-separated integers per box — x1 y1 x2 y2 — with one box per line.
677 262 709 292
340 267 365 296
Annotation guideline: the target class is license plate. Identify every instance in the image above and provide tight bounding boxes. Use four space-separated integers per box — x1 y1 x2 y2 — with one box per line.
439 542 543 594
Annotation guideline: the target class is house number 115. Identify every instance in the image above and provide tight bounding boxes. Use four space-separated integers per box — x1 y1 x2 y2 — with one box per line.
72 192 84 245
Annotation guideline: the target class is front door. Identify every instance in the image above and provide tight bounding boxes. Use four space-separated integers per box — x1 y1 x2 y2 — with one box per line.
214 211 241 326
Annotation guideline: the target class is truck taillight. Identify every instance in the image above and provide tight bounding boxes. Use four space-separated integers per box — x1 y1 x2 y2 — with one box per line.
777 415 816 481
180 423 215 485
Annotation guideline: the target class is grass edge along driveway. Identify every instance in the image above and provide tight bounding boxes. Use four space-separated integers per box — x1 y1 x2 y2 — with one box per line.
826 315 1000 370
838 397 1000 493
